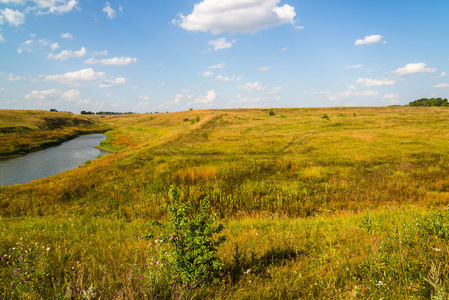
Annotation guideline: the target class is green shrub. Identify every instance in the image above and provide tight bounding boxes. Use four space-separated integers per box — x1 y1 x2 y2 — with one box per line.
145 185 225 288
268 109 275 116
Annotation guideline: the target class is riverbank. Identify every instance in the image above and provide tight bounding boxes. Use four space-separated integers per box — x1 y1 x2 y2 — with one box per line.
0 110 110 158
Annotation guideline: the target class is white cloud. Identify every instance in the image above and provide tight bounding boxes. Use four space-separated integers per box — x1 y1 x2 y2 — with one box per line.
328 90 379 101
34 0 78 15
200 71 214 77
346 64 364 69
92 50 108 56
0 33 5 42
434 83 449 88
207 37 234 51
195 90 217 104
355 34 387 46
268 86 283 94
382 93 399 99
238 81 265 91
99 77 126 88
258 66 271 72
209 63 225 69
17 39 33 54
0 87 5 91
118 5 123 12
0 8 25 26
440 72 447 77
280 47 288 51
25 89 61 100
61 32 73 39
84 56 138 66
392 62 436 77
102 1 116 19
174 0 296 34
355 78 395 87
48 47 86 60
215 75 243 82
62 89 80 101
6 73 25 81
44 68 126 88
50 42 59 51
0 0 27 4
139 94 150 100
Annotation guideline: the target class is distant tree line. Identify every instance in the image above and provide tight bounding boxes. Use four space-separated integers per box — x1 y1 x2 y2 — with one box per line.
408 98 449 107
80 111 138 115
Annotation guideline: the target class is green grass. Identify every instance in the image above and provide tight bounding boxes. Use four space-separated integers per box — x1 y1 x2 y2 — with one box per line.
1 107 449 298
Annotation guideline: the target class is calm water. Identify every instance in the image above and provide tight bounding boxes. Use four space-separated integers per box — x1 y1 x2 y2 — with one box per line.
0 134 108 186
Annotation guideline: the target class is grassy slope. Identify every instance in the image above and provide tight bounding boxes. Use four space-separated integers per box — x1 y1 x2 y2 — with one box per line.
0 110 109 157
1 107 449 299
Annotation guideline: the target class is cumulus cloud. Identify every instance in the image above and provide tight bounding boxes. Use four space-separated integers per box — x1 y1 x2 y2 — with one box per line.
44 68 126 88
200 71 214 77
84 56 138 66
0 8 25 26
434 83 449 88
238 81 265 91
209 62 225 69
102 1 116 19
258 66 271 71
440 72 446 77
25 89 61 100
215 75 243 82
61 32 73 39
355 78 395 87
6 73 25 81
139 94 150 100
355 34 387 45
48 47 86 60
33 0 79 15
195 90 217 104
50 42 59 51
62 89 80 101
207 38 234 51
174 0 297 34
392 62 436 77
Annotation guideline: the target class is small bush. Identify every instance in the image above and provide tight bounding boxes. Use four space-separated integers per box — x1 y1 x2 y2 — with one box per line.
322 113 330 120
145 185 225 288
268 109 275 116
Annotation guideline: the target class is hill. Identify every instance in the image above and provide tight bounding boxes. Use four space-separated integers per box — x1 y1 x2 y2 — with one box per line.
1 107 449 299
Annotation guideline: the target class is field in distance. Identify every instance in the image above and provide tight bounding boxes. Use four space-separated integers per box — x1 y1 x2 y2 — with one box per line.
1 106 449 299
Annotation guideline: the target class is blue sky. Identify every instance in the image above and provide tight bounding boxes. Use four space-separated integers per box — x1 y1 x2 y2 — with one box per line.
0 0 448 113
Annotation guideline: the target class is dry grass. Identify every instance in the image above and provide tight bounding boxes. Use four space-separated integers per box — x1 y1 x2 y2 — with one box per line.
2 106 449 298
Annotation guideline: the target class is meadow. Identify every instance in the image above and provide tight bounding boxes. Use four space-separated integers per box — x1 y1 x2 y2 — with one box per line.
1 107 449 299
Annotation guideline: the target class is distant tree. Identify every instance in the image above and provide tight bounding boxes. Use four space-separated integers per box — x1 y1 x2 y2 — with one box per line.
409 98 449 107
50 108 58 112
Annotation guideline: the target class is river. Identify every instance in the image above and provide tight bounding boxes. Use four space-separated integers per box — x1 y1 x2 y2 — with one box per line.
0 134 109 186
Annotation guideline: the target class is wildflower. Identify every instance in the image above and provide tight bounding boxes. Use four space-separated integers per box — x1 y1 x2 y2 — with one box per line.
433 248 442 252
46 247 50 251
376 281 384 286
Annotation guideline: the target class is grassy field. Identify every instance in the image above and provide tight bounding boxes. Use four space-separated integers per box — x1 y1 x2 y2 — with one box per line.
1 107 449 299
0 110 109 157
